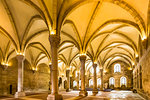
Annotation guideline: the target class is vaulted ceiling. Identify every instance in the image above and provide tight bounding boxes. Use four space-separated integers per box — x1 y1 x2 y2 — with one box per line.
0 0 149 74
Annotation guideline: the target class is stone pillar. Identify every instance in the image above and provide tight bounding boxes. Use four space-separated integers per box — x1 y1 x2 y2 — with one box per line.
15 55 25 98
48 64 52 94
77 72 80 90
47 35 63 100
93 64 98 95
142 39 147 52
85 75 87 87
79 55 88 96
66 69 70 92
70 76 73 89
100 69 104 91
2 66 7 95
61 76 65 90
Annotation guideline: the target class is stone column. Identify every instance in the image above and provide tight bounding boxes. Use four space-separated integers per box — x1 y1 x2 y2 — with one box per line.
70 76 73 89
47 35 63 100
79 55 88 96
15 55 25 98
142 39 147 53
93 64 98 95
48 64 52 94
61 76 65 90
2 66 7 95
100 69 104 91
66 69 70 92
77 72 80 90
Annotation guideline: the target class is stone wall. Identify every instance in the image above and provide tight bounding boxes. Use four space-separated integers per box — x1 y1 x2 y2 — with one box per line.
0 58 50 95
103 61 133 89
71 61 132 90
134 47 150 99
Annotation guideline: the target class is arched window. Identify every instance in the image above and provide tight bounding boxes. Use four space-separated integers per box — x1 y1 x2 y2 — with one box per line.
73 81 77 87
90 67 99 74
109 77 115 86
79 80 81 88
75 71 78 77
114 64 121 73
120 76 127 86
97 78 101 86
89 79 93 86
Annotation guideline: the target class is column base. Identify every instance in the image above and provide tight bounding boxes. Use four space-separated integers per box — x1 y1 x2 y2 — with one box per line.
92 89 98 96
79 90 88 97
47 94 63 100
100 88 104 91
15 92 25 98
2 92 7 96
48 90 51 94
66 89 70 92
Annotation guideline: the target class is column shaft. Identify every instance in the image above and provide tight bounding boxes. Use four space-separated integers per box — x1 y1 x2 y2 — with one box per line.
92 64 98 95
47 35 63 100
100 69 104 91
2 68 7 95
49 64 52 94
66 70 70 92
15 55 25 98
77 72 80 90
79 55 88 96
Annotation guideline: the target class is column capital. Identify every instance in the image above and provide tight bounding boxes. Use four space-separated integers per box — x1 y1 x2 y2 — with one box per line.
49 35 60 47
93 63 97 68
79 55 86 61
100 68 103 71
142 38 147 50
16 55 25 62
1 65 8 71
66 69 70 74
49 64 52 69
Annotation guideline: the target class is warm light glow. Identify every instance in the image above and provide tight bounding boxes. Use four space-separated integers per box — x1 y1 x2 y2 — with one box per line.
142 35 147 41
104 70 107 73
79 53 86 56
128 67 132 70
132 62 135 66
136 54 138 58
49 62 52 65
16 52 25 56
32 67 37 71
1 62 9 66
1 62 5 65
50 30 55 35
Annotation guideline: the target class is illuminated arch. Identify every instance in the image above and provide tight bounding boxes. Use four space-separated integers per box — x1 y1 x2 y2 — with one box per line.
114 63 121 73
109 77 115 86
120 76 127 86
73 80 77 87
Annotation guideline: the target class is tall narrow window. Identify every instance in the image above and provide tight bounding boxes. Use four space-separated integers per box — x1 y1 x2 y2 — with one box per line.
140 66 142 89
114 64 121 73
75 71 78 77
97 78 101 86
120 76 127 86
79 80 81 88
89 79 93 86
109 77 115 86
73 81 77 87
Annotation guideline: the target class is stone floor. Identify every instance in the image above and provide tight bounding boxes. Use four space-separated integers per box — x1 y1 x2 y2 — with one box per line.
0 90 145 100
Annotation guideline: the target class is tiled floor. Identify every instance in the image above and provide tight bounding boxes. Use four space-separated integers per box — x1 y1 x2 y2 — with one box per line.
0 90 145 100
